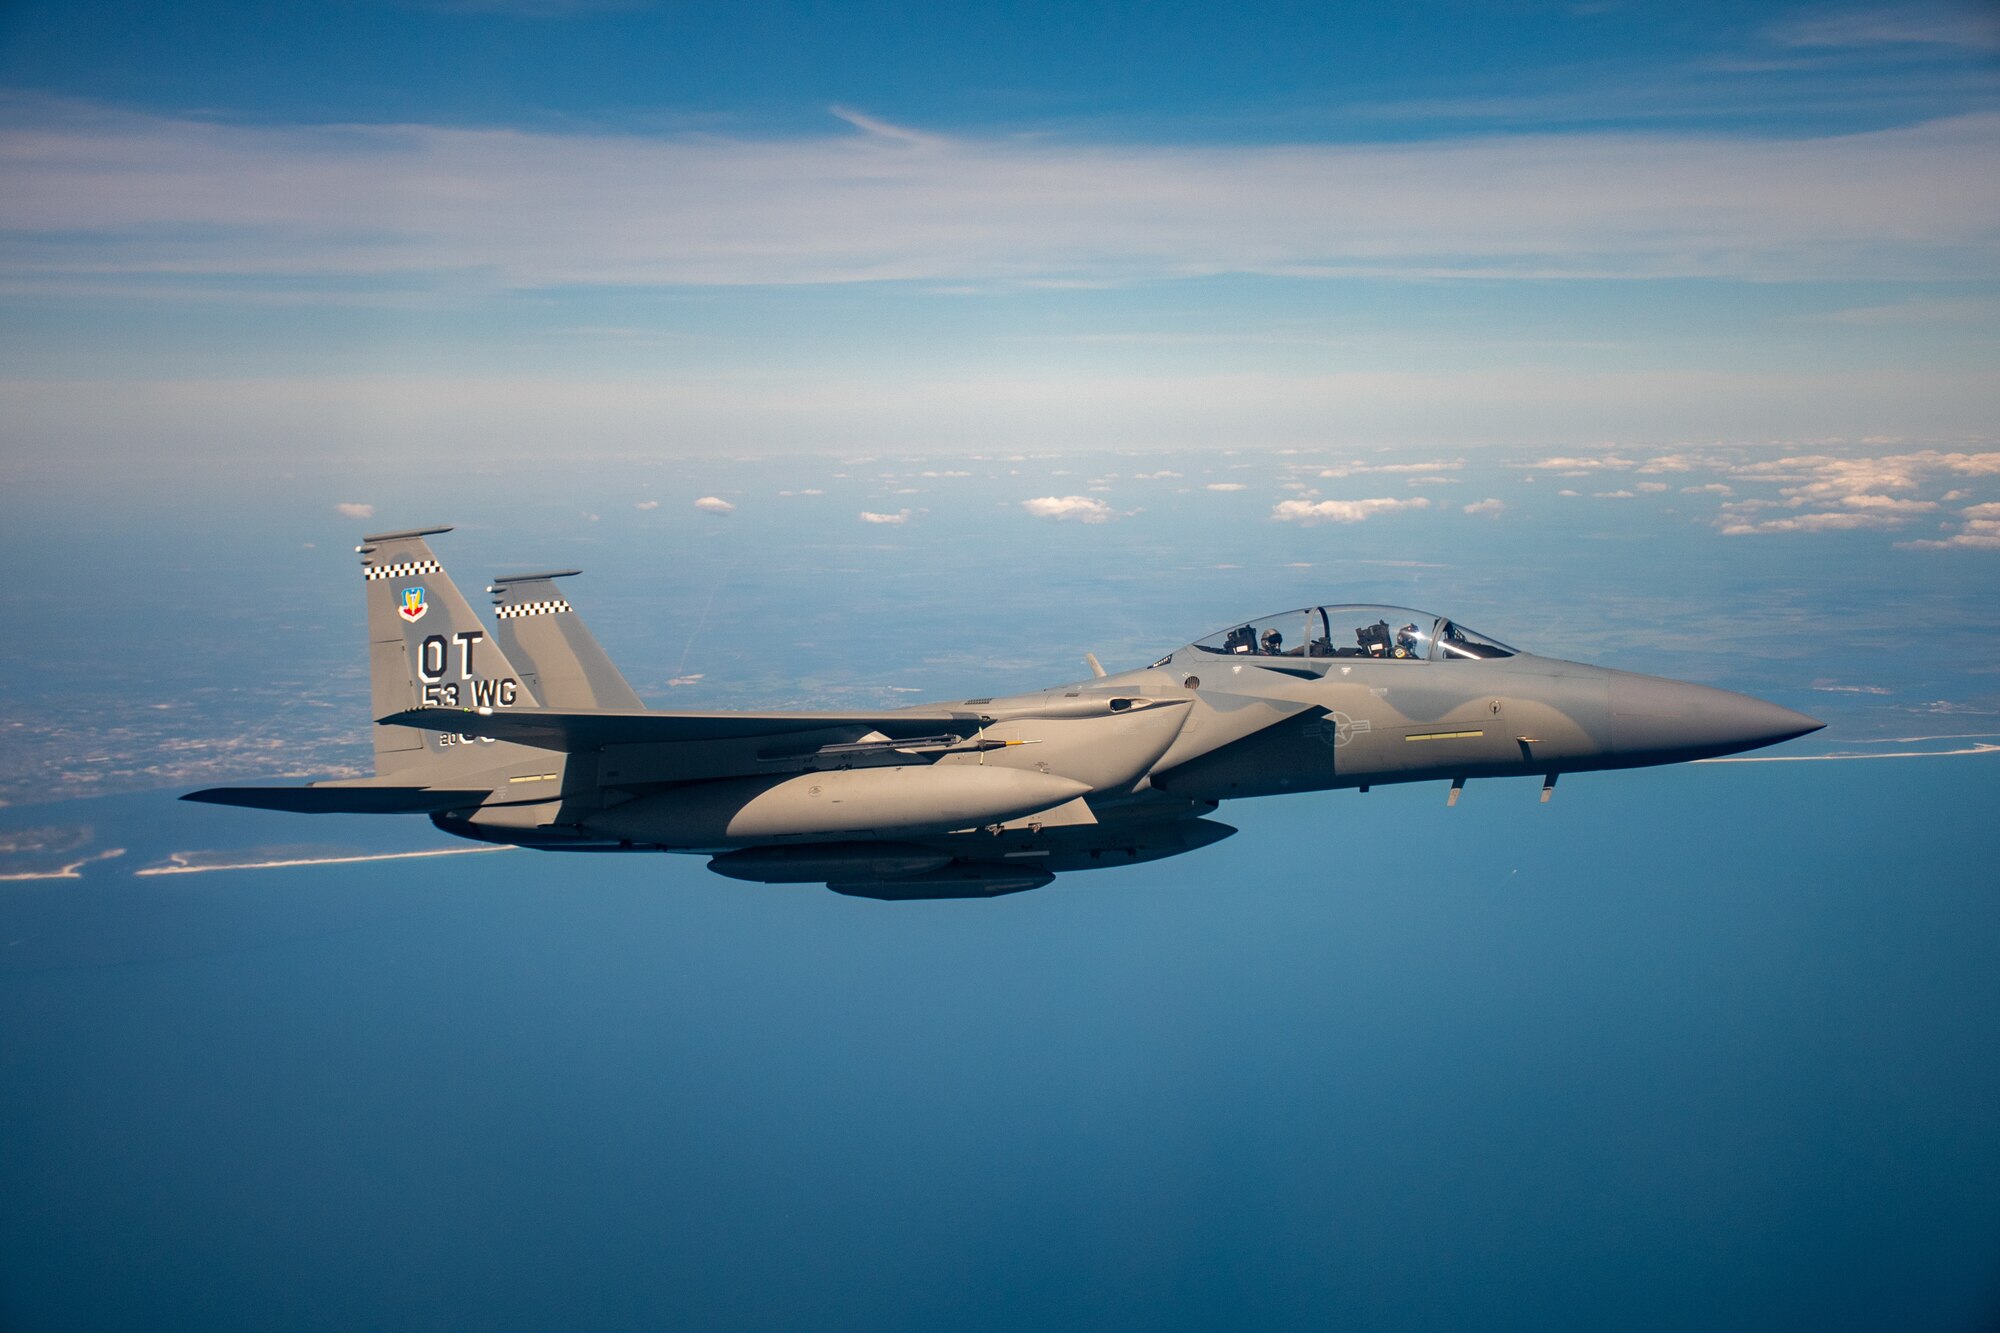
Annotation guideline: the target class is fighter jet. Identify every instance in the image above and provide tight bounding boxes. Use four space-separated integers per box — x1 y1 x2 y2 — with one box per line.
187 526 1824 899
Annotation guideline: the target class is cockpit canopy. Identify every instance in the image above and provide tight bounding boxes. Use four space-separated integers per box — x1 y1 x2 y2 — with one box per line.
1188 605 1518 663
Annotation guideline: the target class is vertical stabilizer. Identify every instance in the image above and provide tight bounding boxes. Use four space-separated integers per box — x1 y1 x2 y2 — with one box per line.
358 526 538 779
490 570 645 710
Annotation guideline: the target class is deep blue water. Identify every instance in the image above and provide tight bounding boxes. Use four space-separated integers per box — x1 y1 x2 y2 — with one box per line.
5 754 1998 1331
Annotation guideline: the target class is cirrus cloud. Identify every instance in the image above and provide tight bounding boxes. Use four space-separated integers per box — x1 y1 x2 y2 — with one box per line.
7 101 1999 293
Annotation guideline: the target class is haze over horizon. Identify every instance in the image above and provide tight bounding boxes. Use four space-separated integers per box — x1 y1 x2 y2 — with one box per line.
4 0 1999 465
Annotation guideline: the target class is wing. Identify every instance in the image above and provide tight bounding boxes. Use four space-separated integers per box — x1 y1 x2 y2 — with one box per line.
378 705 994 753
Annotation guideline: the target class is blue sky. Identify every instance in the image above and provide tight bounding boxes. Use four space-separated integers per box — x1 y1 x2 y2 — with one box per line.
4 1 1994 136
1 1 1997 465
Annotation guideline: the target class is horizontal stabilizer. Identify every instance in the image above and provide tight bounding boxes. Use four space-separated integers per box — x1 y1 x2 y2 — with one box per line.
182 786 489 814
380 706 992 752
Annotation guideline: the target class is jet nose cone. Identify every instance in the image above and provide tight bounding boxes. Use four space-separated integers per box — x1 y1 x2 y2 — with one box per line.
1742 701 1825 748
1610 674 1824 761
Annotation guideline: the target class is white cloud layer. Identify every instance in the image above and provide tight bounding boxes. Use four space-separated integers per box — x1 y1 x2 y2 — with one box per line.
1319 460 1464 477
1899 500 2000 549
858 509 910 524
1730 450 2000 498
333 501 374 519
1517 454 1639 472
6 102 1999 291
1272 496 1431 524
1718 510 1905 534
1715 449 2000 538
693 495 734 515
1022 495 1114 522
1899 523 2000 549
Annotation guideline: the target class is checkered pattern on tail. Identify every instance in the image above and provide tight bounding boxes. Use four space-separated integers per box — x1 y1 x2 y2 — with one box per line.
364 558 442 582
494 598 573 620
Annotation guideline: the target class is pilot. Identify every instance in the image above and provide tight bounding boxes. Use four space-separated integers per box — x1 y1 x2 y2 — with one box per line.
1395 622 1423 658
1260 628 1283 655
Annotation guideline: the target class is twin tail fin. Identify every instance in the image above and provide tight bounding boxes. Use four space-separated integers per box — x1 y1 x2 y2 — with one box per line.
359 526 538 778
489 570 644 711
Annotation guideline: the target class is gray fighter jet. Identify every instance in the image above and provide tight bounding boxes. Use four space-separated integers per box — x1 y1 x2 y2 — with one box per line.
188 526 1824 898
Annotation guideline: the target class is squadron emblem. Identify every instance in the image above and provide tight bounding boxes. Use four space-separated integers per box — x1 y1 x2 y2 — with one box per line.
399 586 429 623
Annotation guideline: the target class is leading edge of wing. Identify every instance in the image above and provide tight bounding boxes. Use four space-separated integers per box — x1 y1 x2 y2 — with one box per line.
378 706 995 752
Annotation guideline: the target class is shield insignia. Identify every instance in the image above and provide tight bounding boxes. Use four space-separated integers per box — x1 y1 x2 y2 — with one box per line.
399 586 429 623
